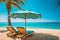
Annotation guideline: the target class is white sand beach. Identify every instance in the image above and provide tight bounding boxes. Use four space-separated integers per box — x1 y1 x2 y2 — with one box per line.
0 28 60 40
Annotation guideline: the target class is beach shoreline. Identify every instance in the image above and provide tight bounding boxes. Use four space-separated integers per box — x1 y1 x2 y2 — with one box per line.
0 28 60 40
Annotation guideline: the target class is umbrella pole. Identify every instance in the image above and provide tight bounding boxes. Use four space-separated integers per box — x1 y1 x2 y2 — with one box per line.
25 17 26 30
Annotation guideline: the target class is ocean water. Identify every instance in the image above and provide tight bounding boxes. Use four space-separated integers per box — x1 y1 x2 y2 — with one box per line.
0 22 60 29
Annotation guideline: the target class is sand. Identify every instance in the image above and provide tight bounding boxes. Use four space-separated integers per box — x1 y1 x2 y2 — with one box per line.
0 28 60 40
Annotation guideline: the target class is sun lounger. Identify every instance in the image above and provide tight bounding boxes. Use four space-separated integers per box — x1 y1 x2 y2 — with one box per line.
6 27 17 37
16 27 34 39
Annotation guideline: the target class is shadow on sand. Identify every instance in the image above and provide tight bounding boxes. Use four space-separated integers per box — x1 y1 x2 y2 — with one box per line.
0 30 59 40
26 33 59 40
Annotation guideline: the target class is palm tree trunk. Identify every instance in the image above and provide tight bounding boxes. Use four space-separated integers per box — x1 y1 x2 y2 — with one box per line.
6 1 12 27
8 11 11 27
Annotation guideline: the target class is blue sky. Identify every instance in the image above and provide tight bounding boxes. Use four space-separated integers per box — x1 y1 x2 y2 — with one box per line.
0 0 60 22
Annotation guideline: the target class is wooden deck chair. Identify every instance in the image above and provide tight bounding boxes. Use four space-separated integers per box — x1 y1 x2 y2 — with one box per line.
6 27 17 37
16 27 34 39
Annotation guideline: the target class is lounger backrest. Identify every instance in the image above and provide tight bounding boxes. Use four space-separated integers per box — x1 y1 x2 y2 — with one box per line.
17 27 27 35
7 27 16 33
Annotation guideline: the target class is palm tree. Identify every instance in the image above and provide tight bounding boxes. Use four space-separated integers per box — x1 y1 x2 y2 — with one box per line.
0 0 25 27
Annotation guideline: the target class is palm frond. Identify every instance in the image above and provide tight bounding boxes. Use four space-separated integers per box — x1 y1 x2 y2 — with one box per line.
13 0 24 5
57 0 60 5
19 0 24 5
12 0 17 2
58 0 60 3
0 0 6 2
23 0 27 2
11 2 21 10
18 0 21 2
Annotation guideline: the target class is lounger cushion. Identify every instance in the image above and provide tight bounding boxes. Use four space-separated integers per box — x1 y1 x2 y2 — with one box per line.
26 30 34 34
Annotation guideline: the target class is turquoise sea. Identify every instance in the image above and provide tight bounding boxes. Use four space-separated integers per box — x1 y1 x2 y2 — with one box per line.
0 22 60 29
